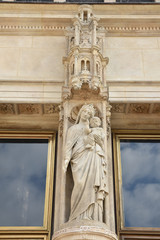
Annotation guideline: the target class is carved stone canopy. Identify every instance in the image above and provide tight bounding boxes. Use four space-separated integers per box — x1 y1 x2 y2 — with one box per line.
63 5 109 92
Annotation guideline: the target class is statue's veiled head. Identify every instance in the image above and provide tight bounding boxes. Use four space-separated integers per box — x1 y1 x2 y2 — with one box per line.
75 104 95 124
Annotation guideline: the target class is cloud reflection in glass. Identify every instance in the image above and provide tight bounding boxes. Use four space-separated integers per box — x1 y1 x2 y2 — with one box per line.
120 140 160 228
0 139 48 226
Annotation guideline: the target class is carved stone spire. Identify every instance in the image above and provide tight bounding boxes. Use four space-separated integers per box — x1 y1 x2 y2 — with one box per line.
63 5 109 91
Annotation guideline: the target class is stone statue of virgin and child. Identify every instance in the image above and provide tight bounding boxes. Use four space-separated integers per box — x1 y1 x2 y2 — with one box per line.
64 104 108 223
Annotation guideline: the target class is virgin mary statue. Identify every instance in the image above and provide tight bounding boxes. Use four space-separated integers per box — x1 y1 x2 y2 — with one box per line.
64 104 108 222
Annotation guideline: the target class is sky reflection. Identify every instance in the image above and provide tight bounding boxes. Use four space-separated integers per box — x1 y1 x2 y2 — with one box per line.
0 139 48 226
120 140 160 228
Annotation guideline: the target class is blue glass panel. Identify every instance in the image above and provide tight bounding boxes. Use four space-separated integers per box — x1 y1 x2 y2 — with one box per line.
120 140 160 228
0 139 48 226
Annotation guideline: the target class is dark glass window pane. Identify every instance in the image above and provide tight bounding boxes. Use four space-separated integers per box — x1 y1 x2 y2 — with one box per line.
66 0 104 2
120 140 160 228
116 0 155 2
0 139 48 226
15 0 53 2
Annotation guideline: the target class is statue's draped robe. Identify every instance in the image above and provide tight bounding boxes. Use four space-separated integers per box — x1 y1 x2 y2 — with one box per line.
65 124 108 221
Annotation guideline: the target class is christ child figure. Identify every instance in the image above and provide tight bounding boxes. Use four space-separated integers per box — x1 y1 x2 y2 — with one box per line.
84 117 106 165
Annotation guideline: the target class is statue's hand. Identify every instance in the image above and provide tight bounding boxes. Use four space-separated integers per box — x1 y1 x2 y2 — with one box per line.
84 126 91 134
63 159 70 173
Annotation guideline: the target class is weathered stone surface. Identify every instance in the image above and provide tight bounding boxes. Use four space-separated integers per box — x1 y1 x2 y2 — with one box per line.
53 221 118 240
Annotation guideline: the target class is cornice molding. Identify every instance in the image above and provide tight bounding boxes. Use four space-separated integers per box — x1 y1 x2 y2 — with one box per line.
0 25 66 31
0 3 160 36
0 23 160 36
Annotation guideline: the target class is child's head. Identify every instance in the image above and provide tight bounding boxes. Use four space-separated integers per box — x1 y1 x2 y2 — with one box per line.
90 117 101 128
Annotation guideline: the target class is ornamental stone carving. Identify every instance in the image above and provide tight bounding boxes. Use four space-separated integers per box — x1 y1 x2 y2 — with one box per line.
53 224 118 240
152 103 160 113
128 103 150 114
111 103 125 113
0 104 15 114
63 5 109 91
18 104 41 114
44 104 59 114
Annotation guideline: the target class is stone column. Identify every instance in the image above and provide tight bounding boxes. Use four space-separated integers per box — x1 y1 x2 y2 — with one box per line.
74 22 80 46
93 20 98 46
74 51 79 76
93 50 97 76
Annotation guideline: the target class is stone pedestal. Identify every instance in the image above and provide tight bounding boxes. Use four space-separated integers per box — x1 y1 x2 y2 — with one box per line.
53 221 118 240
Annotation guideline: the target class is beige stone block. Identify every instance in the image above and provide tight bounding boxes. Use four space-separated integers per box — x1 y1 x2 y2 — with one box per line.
143 50 160 80
0 92 61 103
109 86 160 92
0 36 32 48
105 37 158 49
43 83 62 92
0 83 43 92
157 38 160 48
19 48 64 81
110 91 160 99
54 0 66 2
123 86 160 92
0 82 62 93
32 36 65 49
106 49 144 80
104 0 116 2
0 48 19 77
0 82 62 103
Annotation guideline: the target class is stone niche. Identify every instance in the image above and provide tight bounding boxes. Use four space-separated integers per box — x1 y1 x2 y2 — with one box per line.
53 5 117 240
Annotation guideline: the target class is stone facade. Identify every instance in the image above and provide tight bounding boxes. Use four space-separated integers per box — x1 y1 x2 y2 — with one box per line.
0 2 160 240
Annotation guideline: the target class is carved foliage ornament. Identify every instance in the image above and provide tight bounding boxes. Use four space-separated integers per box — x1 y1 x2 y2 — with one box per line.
0 103 59 115
44 104 59 114
152 103 160 114
111 103 125 113
0 104 15 114
18 104 41 114
128 103 150 114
